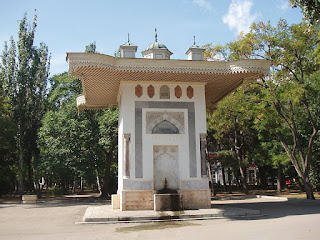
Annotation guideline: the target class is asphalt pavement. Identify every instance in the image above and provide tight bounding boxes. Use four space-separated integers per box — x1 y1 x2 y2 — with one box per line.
0 196 319 240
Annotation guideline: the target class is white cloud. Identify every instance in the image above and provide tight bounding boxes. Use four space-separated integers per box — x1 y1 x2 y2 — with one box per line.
192 0 212 11
209 53 225 62
222 0 260 35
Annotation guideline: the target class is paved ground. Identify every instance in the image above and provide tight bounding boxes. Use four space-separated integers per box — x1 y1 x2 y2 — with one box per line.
1 196 320 240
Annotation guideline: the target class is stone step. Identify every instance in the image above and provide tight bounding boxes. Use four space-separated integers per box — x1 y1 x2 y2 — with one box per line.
81 205 260 223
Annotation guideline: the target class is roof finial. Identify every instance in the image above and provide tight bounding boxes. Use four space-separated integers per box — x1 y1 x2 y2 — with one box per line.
193 35 196 45
155 28 158 42
128 33 130 43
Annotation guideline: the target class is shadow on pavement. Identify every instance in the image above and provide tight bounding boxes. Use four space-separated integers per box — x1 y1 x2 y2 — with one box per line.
213 198 320 221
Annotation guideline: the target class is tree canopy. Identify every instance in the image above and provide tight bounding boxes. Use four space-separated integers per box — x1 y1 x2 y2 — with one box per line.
206 19 320 199
290 0 320 24
0 13 50 196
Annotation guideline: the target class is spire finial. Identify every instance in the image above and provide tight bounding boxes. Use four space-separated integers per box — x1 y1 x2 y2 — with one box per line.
128 33 130 43
193 35 196 45
155 28 158 42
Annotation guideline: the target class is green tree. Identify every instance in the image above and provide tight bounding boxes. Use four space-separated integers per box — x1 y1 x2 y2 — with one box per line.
207 83 260 194
38 72 118 196
38 43 118 197
85 42 98 53
289 0 320 24
216 150 238 193
97 109 118 197
0 13 50 196
0 82 17 195
206 20 319 199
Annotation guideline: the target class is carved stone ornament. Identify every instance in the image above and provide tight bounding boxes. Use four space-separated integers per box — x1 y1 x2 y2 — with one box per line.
187 86 194 99
160 85 170 99
135 84 143 98
123 133 131 141
146 111 185 134
175 85 182 98
147 85 155 98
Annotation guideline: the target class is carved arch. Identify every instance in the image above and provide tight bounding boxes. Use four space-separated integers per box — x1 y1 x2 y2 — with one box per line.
152 120 179 134
147 113 184 134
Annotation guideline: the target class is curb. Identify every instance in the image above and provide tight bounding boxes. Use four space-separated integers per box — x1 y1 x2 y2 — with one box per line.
255 195 288 201
76 216 226 224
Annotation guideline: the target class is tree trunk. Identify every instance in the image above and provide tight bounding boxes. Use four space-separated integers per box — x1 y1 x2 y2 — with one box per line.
47 177 50 189
221 167 227 191
234 117 248 194
228 167 232 194
279 139 315 199
80 177 84 193
100 151 113 198
61 178 66 195
72 177 76 195
302 176 315 200
18 121 25 198
18 148 24 198
33 169 40 196
207 161 216 196
65 179 69 191
259 166 267 189
277 164 282 194
95 169 102 195
235 175 241 189
239 166 249 194
27 156 33 192
275 98 317 200
32 150 41 197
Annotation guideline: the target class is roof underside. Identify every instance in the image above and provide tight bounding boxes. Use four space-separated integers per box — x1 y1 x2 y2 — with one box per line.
67 53 270 111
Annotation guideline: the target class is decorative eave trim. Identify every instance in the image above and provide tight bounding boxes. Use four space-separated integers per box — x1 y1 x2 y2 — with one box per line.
67 53 271 77
76 94 116 111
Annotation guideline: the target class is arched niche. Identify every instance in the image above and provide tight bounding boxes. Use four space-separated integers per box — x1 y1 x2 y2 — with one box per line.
160 85 170 99
152 120 179 134
147 113 184 134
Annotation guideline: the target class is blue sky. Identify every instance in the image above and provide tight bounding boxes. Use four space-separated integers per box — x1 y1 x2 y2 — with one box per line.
1 0 303 76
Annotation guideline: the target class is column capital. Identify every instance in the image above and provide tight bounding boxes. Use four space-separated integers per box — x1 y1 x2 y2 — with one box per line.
200 133 207 141
123 133 131 141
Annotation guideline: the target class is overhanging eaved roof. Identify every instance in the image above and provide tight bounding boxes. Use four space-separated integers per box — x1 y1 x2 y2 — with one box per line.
66 53 271 110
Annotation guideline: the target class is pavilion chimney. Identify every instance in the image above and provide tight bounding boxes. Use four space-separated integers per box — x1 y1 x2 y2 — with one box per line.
119 33 138 58
186 36 205 60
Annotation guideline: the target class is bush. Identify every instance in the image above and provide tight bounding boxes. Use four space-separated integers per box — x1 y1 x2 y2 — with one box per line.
48 186 64 196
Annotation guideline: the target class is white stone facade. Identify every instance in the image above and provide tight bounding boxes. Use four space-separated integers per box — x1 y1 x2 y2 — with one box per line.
67 39 270 211
114 82 210 210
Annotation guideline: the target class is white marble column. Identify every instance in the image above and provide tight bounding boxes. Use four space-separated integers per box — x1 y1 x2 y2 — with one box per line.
200 133 207 177
123 133 131 178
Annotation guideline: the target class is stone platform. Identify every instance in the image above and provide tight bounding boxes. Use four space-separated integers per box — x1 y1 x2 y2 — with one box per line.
81 205 260 223
80 195 288 223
